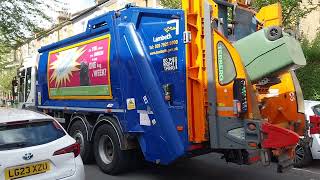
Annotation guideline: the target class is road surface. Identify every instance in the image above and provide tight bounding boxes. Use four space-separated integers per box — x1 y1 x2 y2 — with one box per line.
85 153 320 180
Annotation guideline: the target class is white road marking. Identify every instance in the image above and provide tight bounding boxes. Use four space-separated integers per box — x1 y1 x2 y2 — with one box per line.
293 168 320 175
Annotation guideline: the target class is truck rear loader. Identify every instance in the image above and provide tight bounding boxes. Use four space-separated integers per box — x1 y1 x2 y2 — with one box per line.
197 0 307 167
217 1 308 166
12 0 304 174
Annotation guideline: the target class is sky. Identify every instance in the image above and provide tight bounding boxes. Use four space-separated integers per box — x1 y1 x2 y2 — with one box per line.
64 0 95 13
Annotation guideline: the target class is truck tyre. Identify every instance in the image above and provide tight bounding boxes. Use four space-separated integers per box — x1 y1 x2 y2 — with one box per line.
69 120 94 163
294 143 312 168
93 124 130 175
266 26 282 41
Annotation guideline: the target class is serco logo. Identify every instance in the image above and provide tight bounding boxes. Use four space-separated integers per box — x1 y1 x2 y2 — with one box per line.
22 153 33 161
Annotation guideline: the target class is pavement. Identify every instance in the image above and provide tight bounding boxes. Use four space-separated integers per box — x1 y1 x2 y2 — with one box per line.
85 153 320 180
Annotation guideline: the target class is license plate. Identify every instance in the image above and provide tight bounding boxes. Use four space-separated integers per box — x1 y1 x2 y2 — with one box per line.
5 161 50 180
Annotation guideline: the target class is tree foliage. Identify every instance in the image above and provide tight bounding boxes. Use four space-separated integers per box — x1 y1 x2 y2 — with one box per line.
0 1 53 48
296 32 320 100
0 68 16 94
160 0 181 9
253 0 319 29
0 0 55 93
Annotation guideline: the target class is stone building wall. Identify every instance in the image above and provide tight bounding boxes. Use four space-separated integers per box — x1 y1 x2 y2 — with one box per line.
299 0 320 40
15 0 160 64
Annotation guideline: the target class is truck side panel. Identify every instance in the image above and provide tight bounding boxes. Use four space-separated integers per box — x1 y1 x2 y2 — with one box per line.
38 8 188 164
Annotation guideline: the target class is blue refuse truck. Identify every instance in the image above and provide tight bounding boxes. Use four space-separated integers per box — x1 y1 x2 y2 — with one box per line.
12 2 301 174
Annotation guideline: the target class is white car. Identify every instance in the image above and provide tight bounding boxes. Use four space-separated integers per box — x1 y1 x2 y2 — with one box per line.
0 108 85 180
294 100 320 167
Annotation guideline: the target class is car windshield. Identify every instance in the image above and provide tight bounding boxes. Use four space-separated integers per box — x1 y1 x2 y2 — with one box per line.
0 120 65 151
313 104 320 116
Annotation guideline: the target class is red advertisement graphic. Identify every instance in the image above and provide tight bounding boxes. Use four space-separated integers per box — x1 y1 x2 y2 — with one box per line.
48 35 112 99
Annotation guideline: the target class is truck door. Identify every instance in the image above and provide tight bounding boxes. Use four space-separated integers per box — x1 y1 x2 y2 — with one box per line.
209 29 262 150
213 31 250 118
214 36 237 117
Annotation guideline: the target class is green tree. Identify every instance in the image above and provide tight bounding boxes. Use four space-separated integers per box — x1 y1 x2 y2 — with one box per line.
0 68 16 94
296 32 320 100
160 0 181 9
0 0 52 49
253 0 319 29
0 0 56 94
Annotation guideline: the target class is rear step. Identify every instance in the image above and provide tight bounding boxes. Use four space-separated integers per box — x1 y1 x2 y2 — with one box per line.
261 122 299 148
277 153 294 173
261 122 299 173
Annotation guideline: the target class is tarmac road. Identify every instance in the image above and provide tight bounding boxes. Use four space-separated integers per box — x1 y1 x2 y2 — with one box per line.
85 153 320 180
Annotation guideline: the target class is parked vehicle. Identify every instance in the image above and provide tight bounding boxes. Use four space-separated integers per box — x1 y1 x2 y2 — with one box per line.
294 100 320 167
0 108 85 180
11 56 38 110
11 0 306 174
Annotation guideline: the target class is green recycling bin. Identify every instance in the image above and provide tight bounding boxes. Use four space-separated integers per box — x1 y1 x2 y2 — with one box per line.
234 27 306 81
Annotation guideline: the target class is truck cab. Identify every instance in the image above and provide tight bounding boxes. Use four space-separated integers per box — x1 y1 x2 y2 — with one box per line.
12 56 37 109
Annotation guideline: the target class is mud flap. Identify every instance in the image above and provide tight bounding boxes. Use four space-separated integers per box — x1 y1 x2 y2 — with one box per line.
277 150 294 173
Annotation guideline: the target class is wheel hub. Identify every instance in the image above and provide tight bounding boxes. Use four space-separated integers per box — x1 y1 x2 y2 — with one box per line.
295 145 305 163
98 135 114 164
270 29 278 37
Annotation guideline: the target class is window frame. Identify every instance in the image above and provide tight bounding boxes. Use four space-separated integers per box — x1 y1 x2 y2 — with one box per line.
216 41 237 85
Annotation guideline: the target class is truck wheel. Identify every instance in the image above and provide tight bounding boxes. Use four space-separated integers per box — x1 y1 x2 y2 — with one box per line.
69 120 94 163
294 144 312 168
93 124 130 174
266 26 282 41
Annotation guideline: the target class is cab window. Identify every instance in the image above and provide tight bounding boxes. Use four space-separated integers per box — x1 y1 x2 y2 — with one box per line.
217 41 236 85
19 70 25 102
25 67 32 100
